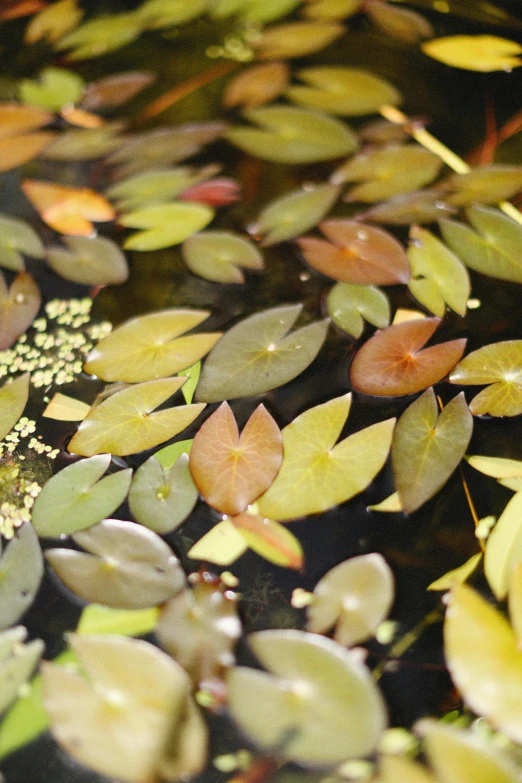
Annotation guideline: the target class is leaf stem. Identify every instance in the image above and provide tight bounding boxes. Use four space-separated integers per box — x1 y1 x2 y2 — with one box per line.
372 603 444 681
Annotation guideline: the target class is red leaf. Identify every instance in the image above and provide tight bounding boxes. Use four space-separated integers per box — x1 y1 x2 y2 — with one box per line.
181 178 241 207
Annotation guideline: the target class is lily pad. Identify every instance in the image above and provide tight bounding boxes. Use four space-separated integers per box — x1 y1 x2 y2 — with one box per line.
449 340 522 417
0 523 44 631
22 179 115 236
360 190 456 225
24 0 84 45
40 124 124 161
256 184 340 246
422 35 522 72
231 512 304 570
187 518 248 565
0 132 56 173
437 165 522 206
327 282 390 338
366 1 434 43
182 231 264 283
0 103 53 137
56 12 144 60
484 492 522 600
0 213 44 271
223 62 290 110
0 373 30 442
19 67 84 111
106 165 220 211
121 202 214 251
0 272 41 351
82 71 155 111
46 235 129 286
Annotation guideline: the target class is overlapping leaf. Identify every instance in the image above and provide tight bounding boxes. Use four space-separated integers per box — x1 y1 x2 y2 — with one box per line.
437 166 522 206
0 373 30 441
0 103 53 137
106 165 220 211
256 184 340 246
224 62 290 110
43 393 91 421
0 272 41 350
0 131 56 173
0 524 43 630
46 235 128 286
231 511 304 570
182 231 263 283
301 0 362 20
0 627 43 716
422 35 522 72
136 0 208 27
22 179 115 236
187 518 248 565
449 340 522 416
19 68 84 111
0 214 44 271
360 190 456 225
327 282 390 338
252 21 345 59
40 123 124 161
56 12 144 60
365 0 434 42
121 202 214 251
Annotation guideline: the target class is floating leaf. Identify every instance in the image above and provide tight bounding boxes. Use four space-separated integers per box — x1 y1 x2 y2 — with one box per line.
239 0 302 24
0 213 44 272
232 512 303 570
367 491 402 512
85 309 221 383
24 0 84 44
227 629 387 764
0 131 55 173
327 282 390 338
509 562 522 646
449 341 522 417
407 226 470 317
68 377 205 457
19 67 84 112
350 318 466 397
376 755 436 783
56 12 144 60
256 184 340 246
307 554 394 646
422 35 522 72
298 220 410 285
195 304 328 402
253 21 344 60
301 0 362 20
187 518 248 565
46 518 185 609
40 123 124 161
224 62 290 110
106 165 220 211
32 454 131 538
0 103 53 137
484 492 522 600
437 166 522 207
82 71 156 111
137 0 208 27
467 454 522 479
60 105 104 128
190 403 283 515
179 362 200 405
0 373 29 442
0 627 43 716
360 190 456 225
121 202 214 251
366 0 434 43
286 66 401 116
46 235 128 286
128 453 198 534
391 389 473 513
154 439 192 470
43 393 91 421
0 272 41 351
77 603 158 637
22 179 115 236
226 105 358 164
0 524 43 630
427 552 482 591
182 231 263 283
257 394 395 521
179 176 240 206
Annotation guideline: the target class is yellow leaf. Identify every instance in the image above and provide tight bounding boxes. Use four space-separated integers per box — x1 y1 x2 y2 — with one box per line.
422 35 522 73
0 132 56 173
43 393 91 422
427 552 482 591
367 491 402 512
232 512 303 570
484 492 522 599
392 308 427 325
187 519 248 566
467 454 522 480
509 562 522 648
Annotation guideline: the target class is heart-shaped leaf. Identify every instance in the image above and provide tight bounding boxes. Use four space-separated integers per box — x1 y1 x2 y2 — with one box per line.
484 492 522 600
256 184 340 246
0 272 41 350
437 166 522 207
257 394 395 521
121 202 214 251
0 523 43 630
0 373 30 442
253 21 344 59
223 62 290 110
327 282 390 338
32 454 132 537
46 235 128 286
84 309 222 383
0 131 56 173
350 317 466 396
22 179 115 236
189 402 283 515
231 511 304 570
422 35 522 72
82 71 155 111
56 12 144 60
68 377 206 457
19 67 84 111
195 304 329 402
0 627 43 715
391 388 473 513
106 165 220 211
0 213 44 271
449 340 522 417
360 190 456 225
0 103 53 137
182 231 263 283
24 0 84 45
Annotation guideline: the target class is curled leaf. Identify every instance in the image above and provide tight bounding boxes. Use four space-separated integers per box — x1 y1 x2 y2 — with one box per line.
187 519 248 565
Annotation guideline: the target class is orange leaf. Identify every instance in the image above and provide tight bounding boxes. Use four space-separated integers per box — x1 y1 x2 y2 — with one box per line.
0 103 53 138
189 402 283 515
0 132 55 173
60 106 105 129
0 271 41 350
231 512 304 570
0 0 46 20
350 317 466 396
21 180 115 236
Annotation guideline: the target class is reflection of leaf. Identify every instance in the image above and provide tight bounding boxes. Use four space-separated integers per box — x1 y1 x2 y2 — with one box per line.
350 317 466 397
106 165 220 211
391 389 473 513
253 21 344 60
121 202 214 251
0 131 56 173
19 67 84 111
257 394 395 521
422 35 522 72
327 282 390 338
0 524 43 631
56 13 144 60
0 213 44 272
190 402 283 515
182 231 263 283
438 166 522 207
360 190 456 225
449 341 522 417
256 184 340 246
46 235 128 286
85 309 221 383
195 304 329 402
0 627 43 716
0 373 30 442
32 454 132 538
82 71 155 111
68 377 205 457
484 492 522 600
22 179 115 236
0 272 41 351
0 103 53 137
24 0 84 44
232 512 304 570
224 62 289 110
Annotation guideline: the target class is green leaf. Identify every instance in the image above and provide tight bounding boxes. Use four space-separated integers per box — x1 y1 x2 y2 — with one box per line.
360 190 456 225
302 0 362 20
32 454 132 538
24 0 84 45
286 66 401 116
422 35 522 72
0 373 30 442
106 165 220 211
128 453 198 533
226 105 359 164
438 166 522 207
257 394 395 521
136 0 208 27
366 1 434 43
0 627 43 715
121 202 214 251
0 523 43 630
195 304 329 402
485 492 522 599
77 604 159 637
427 552 482 591
46 518 186 609
187 518 248 565
19 67 84 111
391 389 473 513
0 214 44 271
179 362 200 404
56 13 144 60
232 512 304 570
182 231 264 283
40 123 124 161
407 226 470 317
256 184 340 246
46 235 129 286
155 439 193 470
449 340 522 417
327 282 390 338
239 0 302 23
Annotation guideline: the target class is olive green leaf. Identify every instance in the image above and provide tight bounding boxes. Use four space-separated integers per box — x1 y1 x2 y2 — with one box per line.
84 309 222 383
0 272 41 351
366 0 434 43
0 627 43 716
19 67 84 111
440 205 522 284
391 389 473 514
182 231 264 283
46 235 129 286
302 0 362 20
25 0 84 45
55 12 144 60
121 202 214 251
106 165 220 211
195 304 329 402
253 21 344 60
46 518 186 609
437 165 522 206
223 62 290 110
31 454 132 538
256 184 340 246
307 554 394 646
484 492 522 600
154 438 193 469
136 0 208 27
238 0 301 24
327 282 390 338
128 453 198 534
286 66 401 116
40 123 124 161
0 523 43 630
257 394 395 521
82 71 155 112
226 105 359 164
178 362 200 404
0 214 44 271
0 373 30 442
360 190 456 225
449 340 522 417
227 629 387 765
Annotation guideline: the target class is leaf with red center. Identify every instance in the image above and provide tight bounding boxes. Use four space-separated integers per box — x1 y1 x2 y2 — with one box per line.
0 272 41 350
350 317 466 396
180 177 241 206
189 402 283 515
22 180 115 236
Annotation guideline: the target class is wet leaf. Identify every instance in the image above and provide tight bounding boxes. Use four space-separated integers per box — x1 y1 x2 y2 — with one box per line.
32 454 132 538
46 235 128 286
232 511 304 570
46 518 186 608
332 144 442 202
85 309 221 383
449 340 522 417
0 272 41 351
392 389 473 513
121 202 214 251
43 393 91 421
0 627 43 715
0 213 44 271
19 67 84 112
301 0 362 21
128 452 198 534
190 403 283 515
40 123 124 161
82 71 156 112
484 492 522 599
407 226 470 317
182 231 263 283
106 165 220 211
228 629 387 764
0 524 43 630
24 0 83 44
438 166 522 206
256 184 340 246
195 304 329 402
467 454 522 479
137 0 208 27
366 1 434 43
350 317 466 396
422 35 522 72
444 584 522 743
0 103 53 137
360 190 456 225
224 62 290 110
253 21 344 60
56 12 144 60
22 179 115 236
77 603 158 637
298 220 410 285
307 553 394 646
0 131 56 173
257 394 395 521
226 105 358 164
69 377 205 457
427 552 482 591
187 518 248 565
327 282 390 338
286 66 401 117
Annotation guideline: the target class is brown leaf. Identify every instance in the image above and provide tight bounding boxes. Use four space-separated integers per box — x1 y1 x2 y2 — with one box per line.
0 0 46 20
82 72 156 112
22 179 115 236
0 272 41 350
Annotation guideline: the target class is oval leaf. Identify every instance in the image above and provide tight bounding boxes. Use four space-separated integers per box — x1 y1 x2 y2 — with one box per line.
422 35 522 72
253 21 344 60
182 231 263 284
485 492 522 600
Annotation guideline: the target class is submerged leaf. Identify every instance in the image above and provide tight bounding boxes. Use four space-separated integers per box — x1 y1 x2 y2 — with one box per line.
0 272 41 351
327 282 390 338
253 21 344 60
182 231 263 283
19 67 84 111
224 62 290 110
121 202 214 251
0 524 43 631
449 340 522 417
257 184 340 246
0 627 43 716
46 235 128 286
484 492 522 600
0 373 30 442
0 213 44 272
22 179 115 236
422 35 522 72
